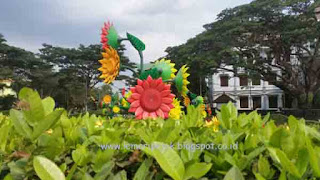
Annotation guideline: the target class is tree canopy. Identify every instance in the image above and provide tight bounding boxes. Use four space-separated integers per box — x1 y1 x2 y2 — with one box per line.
165 0 320 108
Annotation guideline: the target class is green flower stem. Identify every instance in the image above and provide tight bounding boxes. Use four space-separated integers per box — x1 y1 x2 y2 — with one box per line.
118 38 128 42
163 79 174 83
120 65 138 76
139 51 144 72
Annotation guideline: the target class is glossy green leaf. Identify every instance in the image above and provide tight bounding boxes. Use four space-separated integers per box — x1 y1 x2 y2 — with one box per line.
94 161 114 180
275 149 301 178
19 87 45 126
42 97 55 115
33 156 65 180
183 162 212 180
133 159 153 180
306 137 320 177
0 121 11 151
223 166 244 180
142 142 185 180
4 174 14 180
295 148 309 176
126 32 145 51
253 173 266 180
9 109 32 139
220 104 231 129
258 155 270 178
32 109 64 139
72 145 92 166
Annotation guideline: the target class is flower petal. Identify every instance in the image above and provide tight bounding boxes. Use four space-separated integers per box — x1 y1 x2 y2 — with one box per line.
128 107 137 113
131 93 141 100
156 109 164 118
136 114 143 120
143 80 150 89
164 84 171 90
147 76 153 84
137 79 143 86
161 90 171 97
164 112 169 118
130 100 140 108
162 98 173 104
135 107 144 116
136 85 144 94
130 87 136 93
142 111 149 119
150 112 157 119
168 94 175 99
160 104 171 112
150 79 157 88
156 84 165 91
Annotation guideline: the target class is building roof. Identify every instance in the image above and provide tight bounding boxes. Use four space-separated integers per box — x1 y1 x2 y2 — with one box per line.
213 94 236 103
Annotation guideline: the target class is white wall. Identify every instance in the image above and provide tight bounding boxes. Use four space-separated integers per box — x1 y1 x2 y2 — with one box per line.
209 65 283 110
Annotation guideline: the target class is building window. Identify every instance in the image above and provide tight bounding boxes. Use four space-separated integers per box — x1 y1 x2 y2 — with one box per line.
269 95 278 108
220 76 229 87
239 75 248 86
253 96 261 109
252 77 261 85
240 96 249 108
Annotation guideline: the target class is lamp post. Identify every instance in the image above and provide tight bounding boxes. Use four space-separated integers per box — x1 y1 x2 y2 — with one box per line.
315 6 320 21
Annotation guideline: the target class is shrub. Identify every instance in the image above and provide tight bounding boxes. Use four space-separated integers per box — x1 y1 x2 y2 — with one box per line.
0 87 320 179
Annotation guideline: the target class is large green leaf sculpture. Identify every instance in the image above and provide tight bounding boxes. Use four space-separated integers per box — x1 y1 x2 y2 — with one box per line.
126 32 145 51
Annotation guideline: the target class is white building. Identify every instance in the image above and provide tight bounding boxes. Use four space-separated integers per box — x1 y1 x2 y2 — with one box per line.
208 65 283 110
0 79 16 97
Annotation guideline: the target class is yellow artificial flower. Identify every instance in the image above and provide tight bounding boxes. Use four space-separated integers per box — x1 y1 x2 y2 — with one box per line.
205 116 220 132
95 120 103 128
46 129 53 134
202 110 207 118
285 125 290 130
124 91 132 99
121 98 129 107
213 126 219 132
113 106 120 113
98 47 120 84
169 98 182 120
183 95 190 106
212 116 220 126
180 65 190 96
154 59 177 79
103 94 112 104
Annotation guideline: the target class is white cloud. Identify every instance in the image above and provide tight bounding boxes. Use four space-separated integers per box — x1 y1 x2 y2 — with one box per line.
1 0 252 61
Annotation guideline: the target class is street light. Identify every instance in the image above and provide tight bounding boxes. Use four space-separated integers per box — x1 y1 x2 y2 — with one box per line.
315 6 320 21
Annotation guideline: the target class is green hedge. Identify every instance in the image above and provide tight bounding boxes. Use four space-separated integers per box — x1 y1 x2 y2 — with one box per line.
0 87 320 179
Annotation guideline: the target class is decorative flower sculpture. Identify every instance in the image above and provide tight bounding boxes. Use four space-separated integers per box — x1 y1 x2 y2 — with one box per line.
183 95 190 106
127 76 175 119
113 106 120 113
153 59 177 80
101 21 119 49
205 116 220 132
174 65 190 96
169 98 182 120
98 47 120 84
103 95 112 104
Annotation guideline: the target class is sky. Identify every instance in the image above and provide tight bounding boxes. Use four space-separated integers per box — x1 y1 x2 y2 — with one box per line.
0 0 252 63
0 0 251 90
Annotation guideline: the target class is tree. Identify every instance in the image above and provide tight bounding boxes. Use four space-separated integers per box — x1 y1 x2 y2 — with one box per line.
165 0 320 108
39 43 136 111
0 34 55 97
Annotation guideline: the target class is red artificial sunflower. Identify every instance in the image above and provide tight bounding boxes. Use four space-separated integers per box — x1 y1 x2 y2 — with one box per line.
100 21 119 49
127 76 175 120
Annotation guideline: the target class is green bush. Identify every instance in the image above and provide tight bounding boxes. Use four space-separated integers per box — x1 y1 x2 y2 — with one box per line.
0 87 320 179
